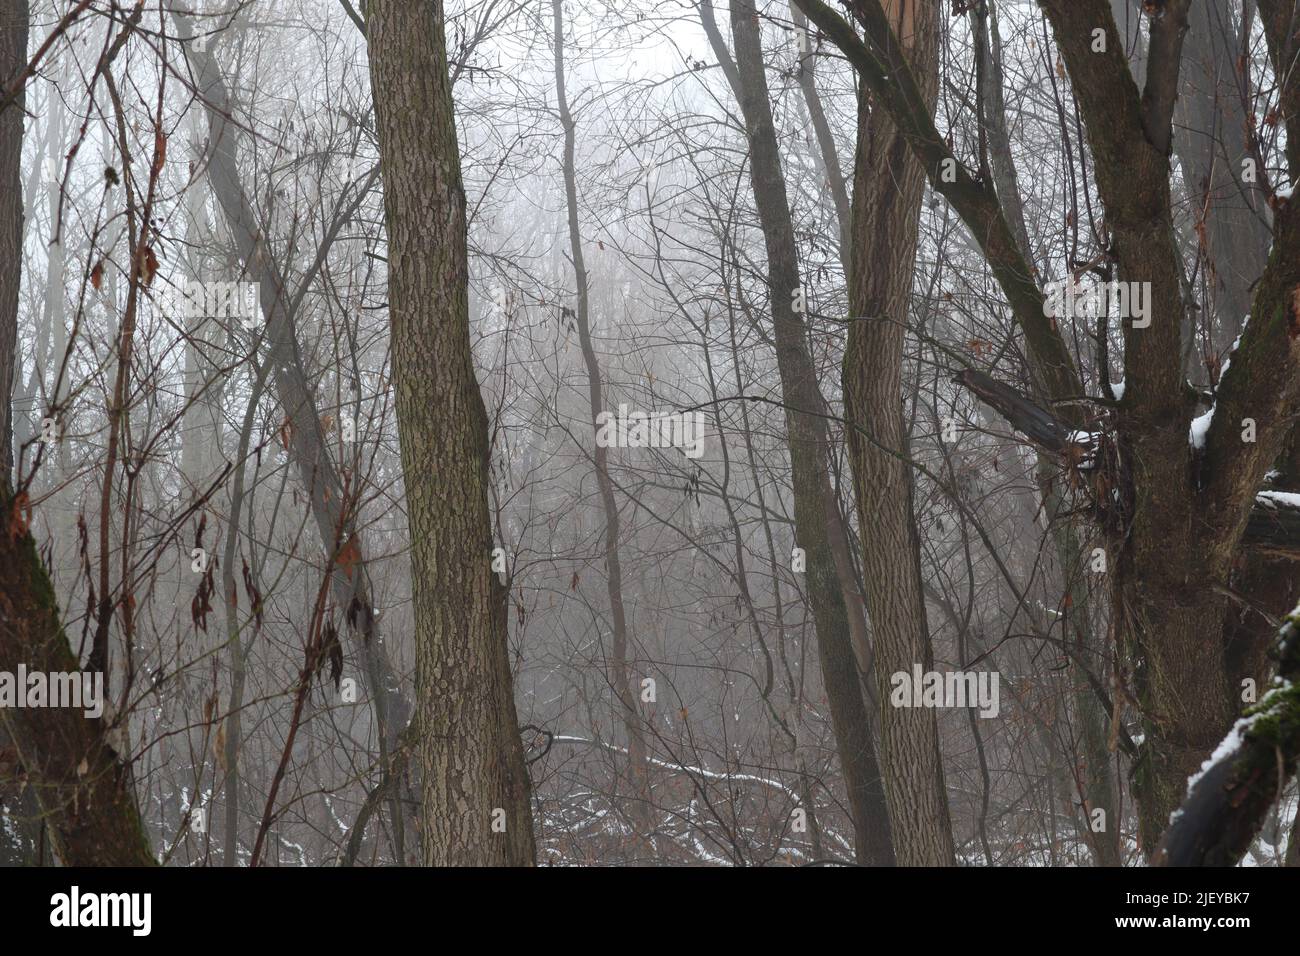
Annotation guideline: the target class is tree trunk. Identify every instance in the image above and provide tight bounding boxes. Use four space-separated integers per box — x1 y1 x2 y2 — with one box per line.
0 477 156 865
366 0 535 866
552 0 653 851
703 0 895 865
0 0 23 475
1173 0 1271 345
0 0 37 867
846 0 955 866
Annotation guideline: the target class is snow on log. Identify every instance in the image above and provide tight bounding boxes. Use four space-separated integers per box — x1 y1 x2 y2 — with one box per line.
1151 608 1300 866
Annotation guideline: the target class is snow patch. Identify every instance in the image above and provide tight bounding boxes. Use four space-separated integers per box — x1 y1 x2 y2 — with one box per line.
1184 713 1255 795
1190 408 1214 449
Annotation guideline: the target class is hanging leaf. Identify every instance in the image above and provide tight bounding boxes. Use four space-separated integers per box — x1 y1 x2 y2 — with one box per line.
328 627 344 691
319 618 343 691
153 129 167 174
135 244 159 286
336 536 361 579
347 595 364 633
191 561 214 633
214 720 227 772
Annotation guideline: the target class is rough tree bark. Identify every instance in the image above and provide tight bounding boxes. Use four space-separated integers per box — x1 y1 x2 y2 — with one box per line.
366 0 536 866
845 0 955 866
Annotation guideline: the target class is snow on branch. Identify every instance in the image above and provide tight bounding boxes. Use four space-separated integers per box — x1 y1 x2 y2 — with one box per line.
954 370 1300 559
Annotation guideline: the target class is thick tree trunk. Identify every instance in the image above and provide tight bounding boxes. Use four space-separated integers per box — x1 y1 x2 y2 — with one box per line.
798 0 1300 858
366 0 535 866
846 0 955 866
703 0 895 865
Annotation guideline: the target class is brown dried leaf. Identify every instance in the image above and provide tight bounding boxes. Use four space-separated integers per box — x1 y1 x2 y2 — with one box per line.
153 129 167 174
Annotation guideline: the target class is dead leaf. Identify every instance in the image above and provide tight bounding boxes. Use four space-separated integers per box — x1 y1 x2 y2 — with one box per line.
324 621 343 691
336 537 361 579
214 721 227 772
135 244 159 287
153 129 167 174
